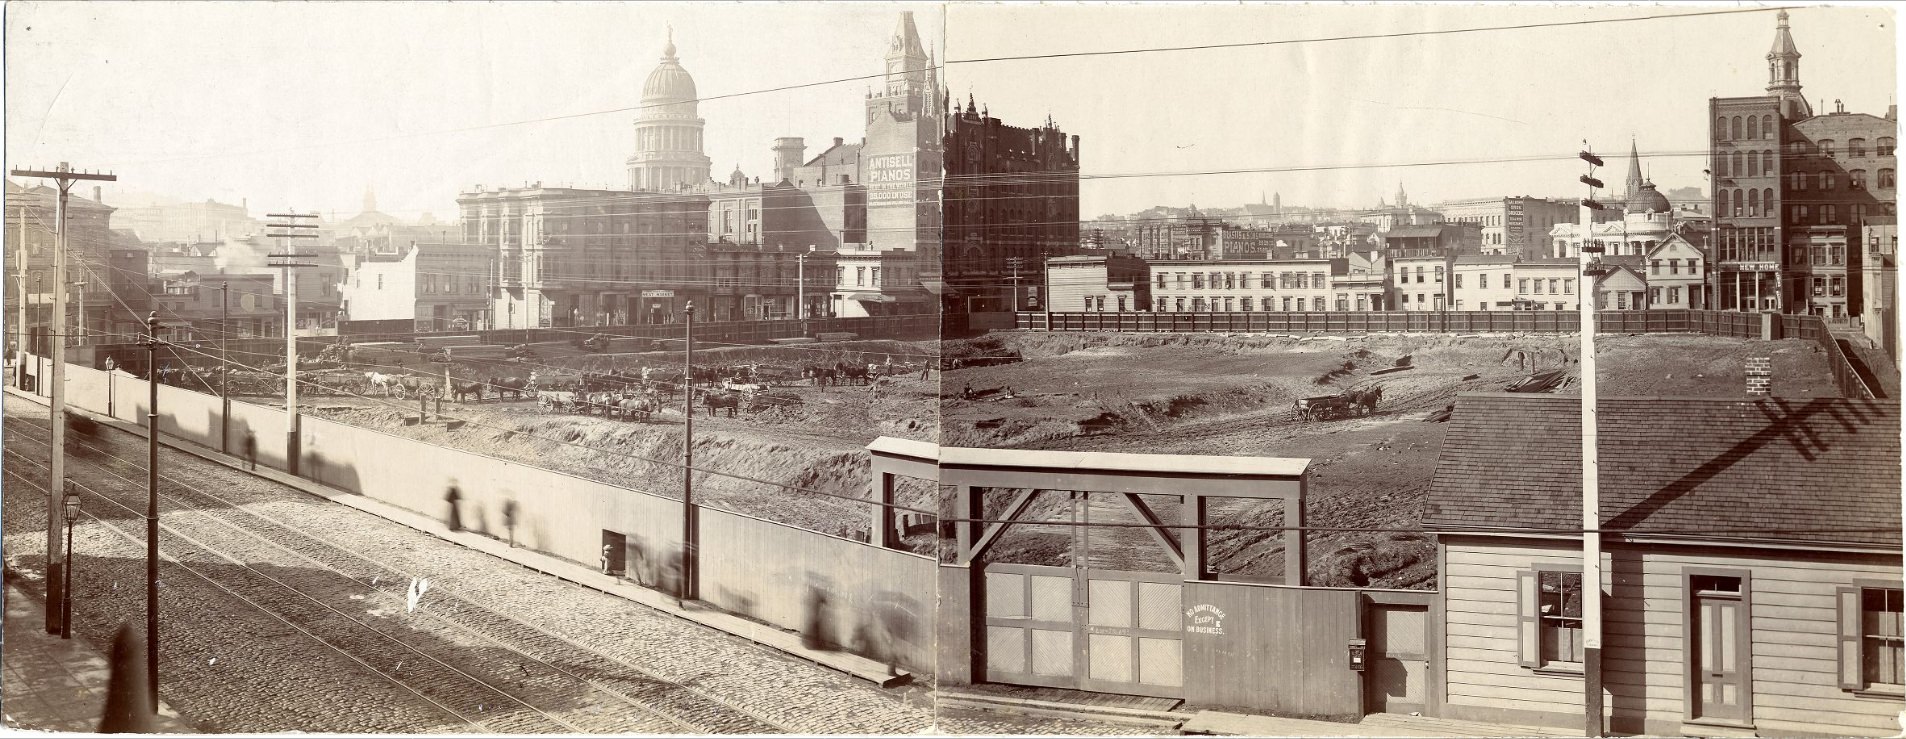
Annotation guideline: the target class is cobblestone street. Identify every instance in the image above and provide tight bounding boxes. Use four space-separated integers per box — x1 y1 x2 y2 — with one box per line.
0 399 1145 734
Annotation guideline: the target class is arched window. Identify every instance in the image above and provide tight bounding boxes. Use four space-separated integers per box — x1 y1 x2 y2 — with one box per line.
1747 152 1759 177
1748 192 1760 217
1749 116 1762 139
1716 117 1728 140
1822 172 1836 190
1849 138 1868 157
1734 188 1746 217
1717 154 1730 178
1735 152 1746 177
1763 150 1775 175
1732 116 1743 139
1763 115 1775 138
1852 169 1868 189
1881 138 1897 156
1717 189 1729 216
1881 168 1898 188
1762 188 1774 216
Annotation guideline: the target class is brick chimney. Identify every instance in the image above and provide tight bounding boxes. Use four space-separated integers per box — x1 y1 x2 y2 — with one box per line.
1746 356 1772 395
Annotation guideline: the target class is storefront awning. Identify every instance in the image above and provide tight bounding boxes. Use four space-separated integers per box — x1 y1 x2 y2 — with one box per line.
839 292 895 303
920 279 959 296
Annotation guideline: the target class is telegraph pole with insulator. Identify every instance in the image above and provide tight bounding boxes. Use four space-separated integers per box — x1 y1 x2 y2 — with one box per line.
266 213 319 475
1576 145 1609 738
10 162 116 635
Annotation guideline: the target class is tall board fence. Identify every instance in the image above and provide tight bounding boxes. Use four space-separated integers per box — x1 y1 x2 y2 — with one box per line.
1015 309 1876 399
14 356 939 672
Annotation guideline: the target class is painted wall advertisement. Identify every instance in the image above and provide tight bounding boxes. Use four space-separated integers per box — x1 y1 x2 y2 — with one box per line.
867 153 916 206
1185 603 1226 635
1505 199 1526 252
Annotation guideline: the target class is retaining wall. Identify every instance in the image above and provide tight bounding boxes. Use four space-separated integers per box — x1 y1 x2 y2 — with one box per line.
14 356 937 672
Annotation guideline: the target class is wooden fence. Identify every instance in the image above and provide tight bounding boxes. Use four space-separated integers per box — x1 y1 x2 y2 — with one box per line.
1014 309 1876 399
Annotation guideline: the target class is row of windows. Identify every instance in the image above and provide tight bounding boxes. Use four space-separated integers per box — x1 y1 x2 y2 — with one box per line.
1517 277 1576 295
1521 571 1903 697
1795 137 1897 158
1811 275 1848 298
1781 168 1896 191
1716 113 1778 141
1155 296 1337 312
1156 271 1330 290
1647 259 1701 276
1646 286 1689 304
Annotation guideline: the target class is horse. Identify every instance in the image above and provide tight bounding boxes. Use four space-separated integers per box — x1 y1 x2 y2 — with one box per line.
804 365 837 388
701 390 742 417
365 371 403 397
836 363 870 385
451 379 485 403
1349 385 1384 415
488 376 530 401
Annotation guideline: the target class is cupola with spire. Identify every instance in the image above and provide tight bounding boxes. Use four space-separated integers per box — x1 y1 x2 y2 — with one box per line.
1766 10 1811 119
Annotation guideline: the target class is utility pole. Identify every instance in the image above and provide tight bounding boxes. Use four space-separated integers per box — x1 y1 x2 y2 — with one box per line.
266 213 318 476
1576 146 1608 738
218 285 230 454
14 200 29 387
138 310 163 711
11 163 116 635
1006 256 1024 312
680 301 697 608
796 246 814 333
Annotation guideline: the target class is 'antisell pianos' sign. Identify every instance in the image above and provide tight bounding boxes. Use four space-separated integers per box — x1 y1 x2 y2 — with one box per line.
866 152 915 205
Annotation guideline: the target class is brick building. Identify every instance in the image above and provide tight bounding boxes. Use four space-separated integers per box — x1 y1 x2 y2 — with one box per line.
1436 196 1579 257
943 99 1081 312
1708 10 1898 315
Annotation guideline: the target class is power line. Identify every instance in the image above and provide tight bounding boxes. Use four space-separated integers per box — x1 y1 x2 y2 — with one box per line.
103 6 1787 166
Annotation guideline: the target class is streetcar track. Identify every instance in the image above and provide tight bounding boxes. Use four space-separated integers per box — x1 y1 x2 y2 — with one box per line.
3 445 585 734
5 413 799 733
0 468 496 734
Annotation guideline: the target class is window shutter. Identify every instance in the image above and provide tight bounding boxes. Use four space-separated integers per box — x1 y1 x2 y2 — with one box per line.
1838 586 1863 690
1518 570 1540 668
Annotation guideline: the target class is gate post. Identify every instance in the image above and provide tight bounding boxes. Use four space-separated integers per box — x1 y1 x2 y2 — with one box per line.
936 563 980 686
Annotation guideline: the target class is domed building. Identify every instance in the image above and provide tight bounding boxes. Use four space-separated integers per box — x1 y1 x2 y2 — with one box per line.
626 30 712 192
1548 141 1676 258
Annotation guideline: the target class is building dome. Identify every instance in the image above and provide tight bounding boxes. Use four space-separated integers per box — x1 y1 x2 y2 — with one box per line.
1627 181 1672 214
641 34 697 105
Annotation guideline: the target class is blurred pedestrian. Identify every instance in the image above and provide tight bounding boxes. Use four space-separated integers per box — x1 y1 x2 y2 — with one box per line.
444 481 463 532
242 431 257 471
919 362 930 382
600 544 615 575
502 499 518 548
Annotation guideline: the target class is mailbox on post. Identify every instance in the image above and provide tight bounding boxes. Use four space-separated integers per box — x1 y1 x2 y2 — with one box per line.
1348 638 1368 672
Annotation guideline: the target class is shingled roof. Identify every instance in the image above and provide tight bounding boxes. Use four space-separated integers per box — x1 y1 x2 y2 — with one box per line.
1421 393 1902 548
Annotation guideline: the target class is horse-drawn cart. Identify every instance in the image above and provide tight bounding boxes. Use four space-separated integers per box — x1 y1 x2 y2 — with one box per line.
1294 384 1384 422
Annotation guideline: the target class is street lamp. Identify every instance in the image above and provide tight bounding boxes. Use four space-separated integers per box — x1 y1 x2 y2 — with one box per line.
61 482 80 640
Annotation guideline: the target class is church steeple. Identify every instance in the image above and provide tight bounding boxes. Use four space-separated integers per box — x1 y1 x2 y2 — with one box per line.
1624 138 1645 203
1767 10 1811 118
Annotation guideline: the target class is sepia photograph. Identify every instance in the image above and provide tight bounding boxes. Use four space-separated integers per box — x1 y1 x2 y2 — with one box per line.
1 2 1900 736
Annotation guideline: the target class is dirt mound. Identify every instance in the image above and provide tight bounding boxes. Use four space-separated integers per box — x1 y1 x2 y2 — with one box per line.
939 330 1850 588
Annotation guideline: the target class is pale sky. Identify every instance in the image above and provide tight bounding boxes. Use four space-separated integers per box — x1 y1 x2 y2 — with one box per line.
5 2 1897 223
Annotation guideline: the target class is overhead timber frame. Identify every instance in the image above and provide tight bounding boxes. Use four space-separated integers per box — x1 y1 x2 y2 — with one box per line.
860 437 1311 687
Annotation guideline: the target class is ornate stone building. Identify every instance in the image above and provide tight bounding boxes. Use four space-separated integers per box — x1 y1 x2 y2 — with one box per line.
626 30 712 192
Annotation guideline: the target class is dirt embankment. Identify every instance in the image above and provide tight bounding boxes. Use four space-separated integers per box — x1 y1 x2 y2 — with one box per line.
299 340 943 543
934 331 1846 589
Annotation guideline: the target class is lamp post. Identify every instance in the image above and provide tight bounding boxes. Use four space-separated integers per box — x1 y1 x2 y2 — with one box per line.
679 301 696 608
138 310 162 711
61 483 79 640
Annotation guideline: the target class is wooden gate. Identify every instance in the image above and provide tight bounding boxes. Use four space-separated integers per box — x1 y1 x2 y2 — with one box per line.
982 563 1185 698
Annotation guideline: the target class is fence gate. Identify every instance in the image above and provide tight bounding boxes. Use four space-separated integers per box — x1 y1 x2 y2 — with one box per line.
982 563 1184 698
